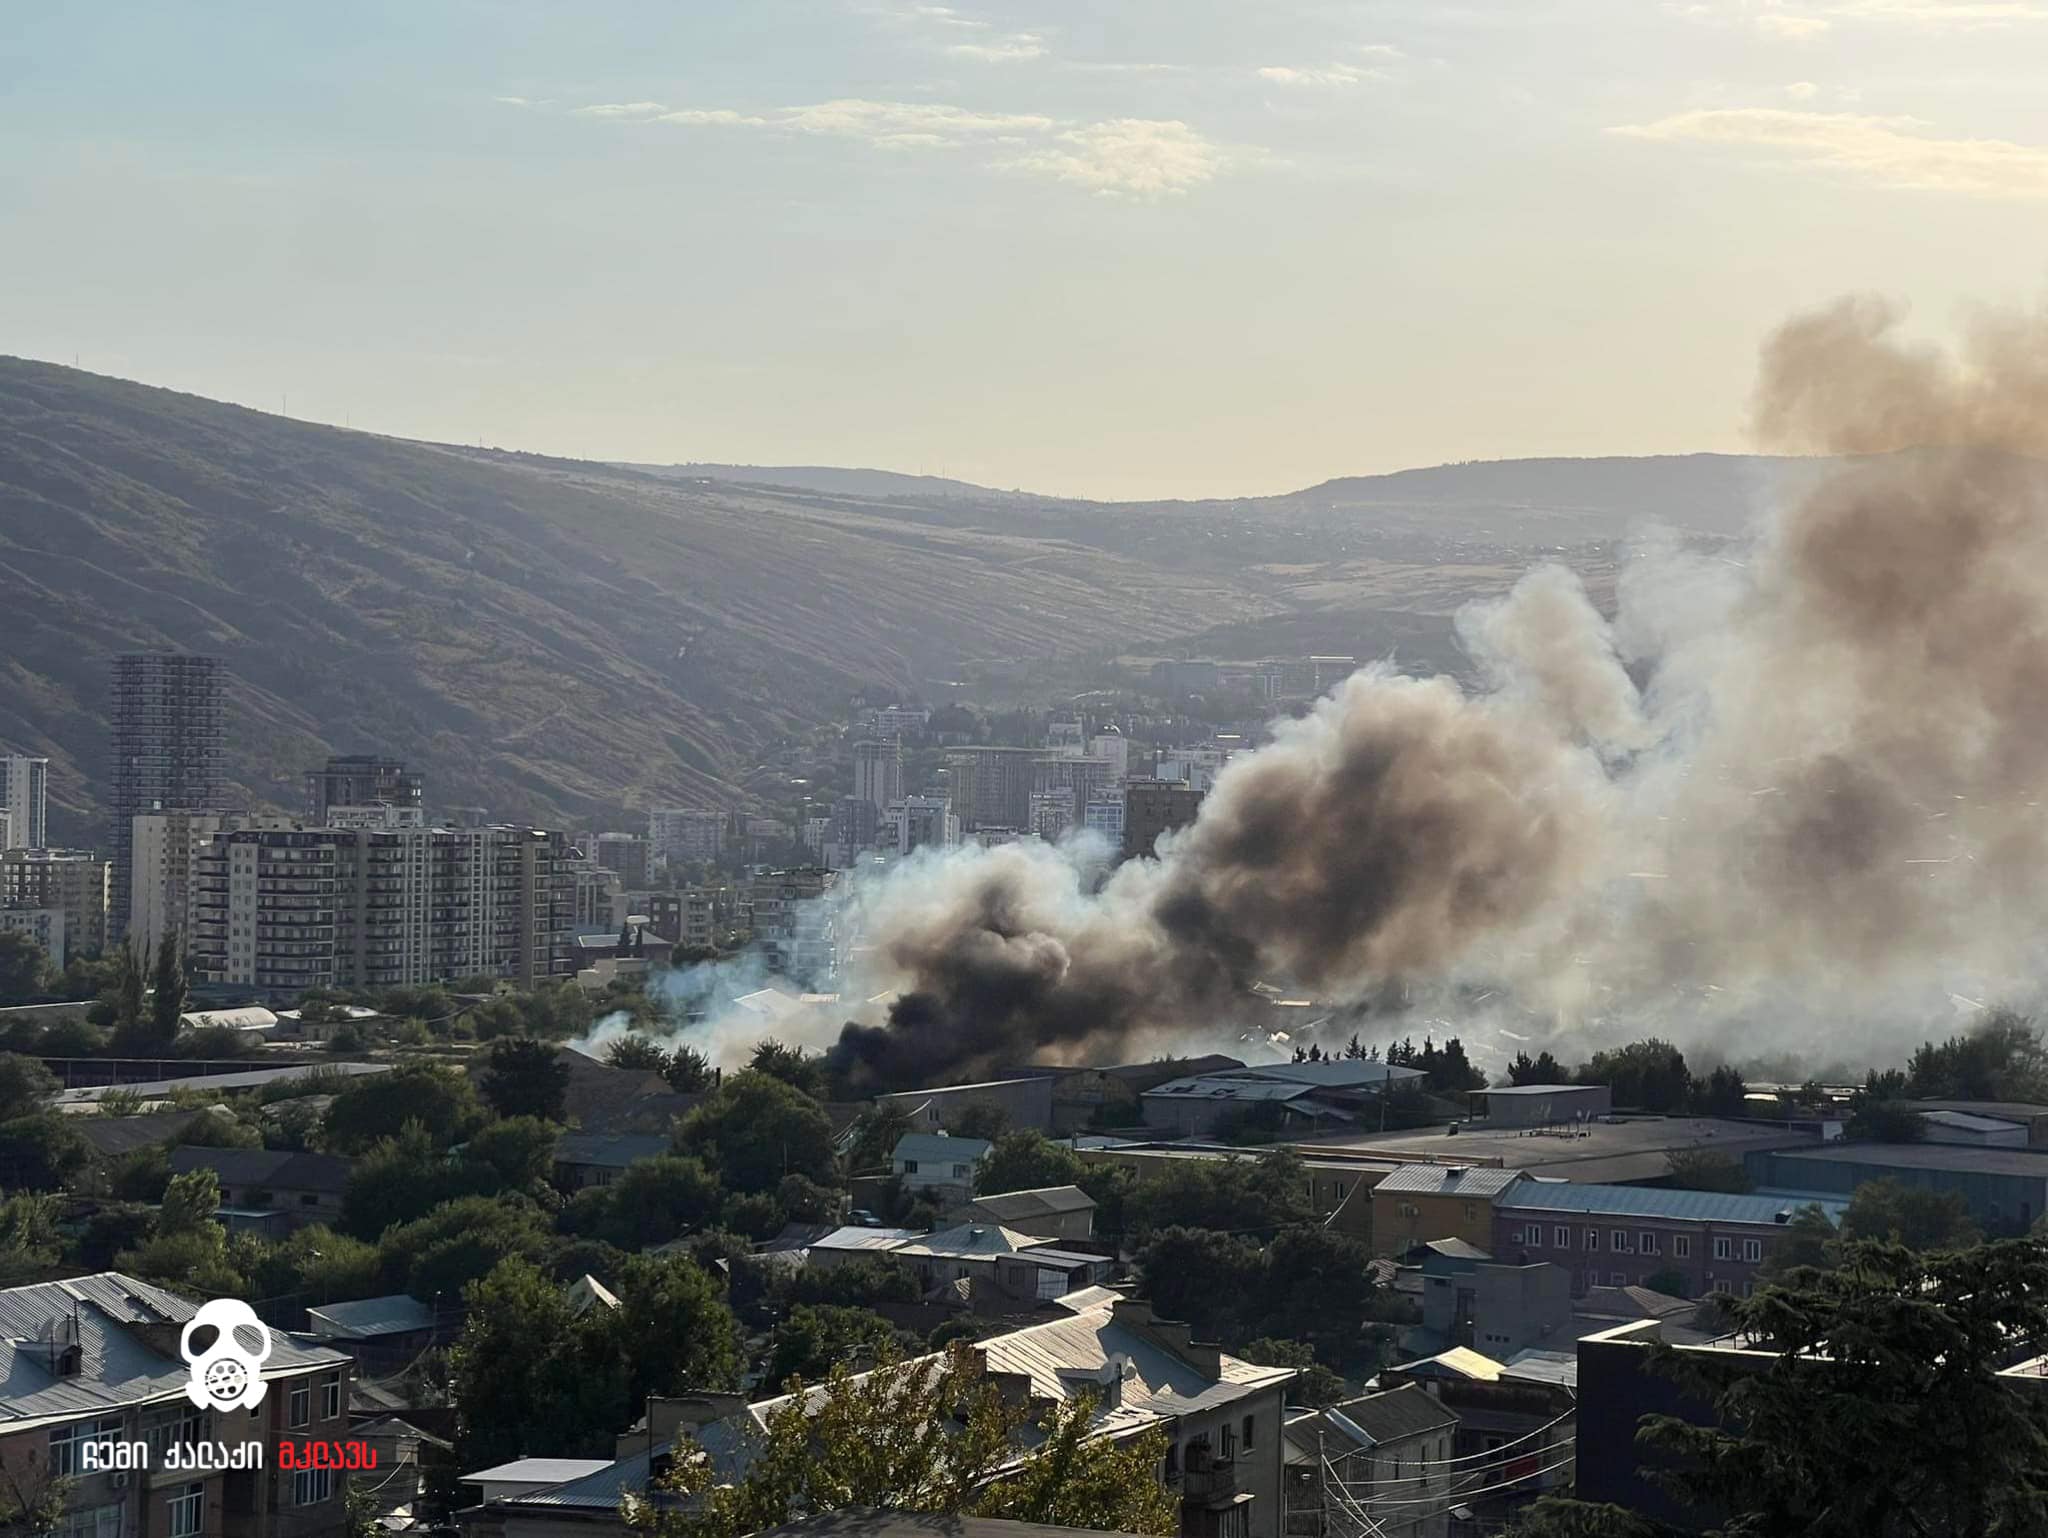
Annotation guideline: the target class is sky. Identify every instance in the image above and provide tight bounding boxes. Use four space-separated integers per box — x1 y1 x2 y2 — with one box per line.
5 0 2048 500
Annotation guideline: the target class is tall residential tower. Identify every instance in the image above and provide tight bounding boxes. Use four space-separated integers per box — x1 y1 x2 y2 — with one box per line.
109 653 225 942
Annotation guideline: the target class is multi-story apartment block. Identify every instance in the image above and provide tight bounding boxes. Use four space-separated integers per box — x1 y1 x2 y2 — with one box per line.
851 740 904 814
591 833 649 890
679 886 734 951
187 826 573 997
110 654 225 944
941 746 1040 830
130 812 282 956
1 850 111 961
744 867 837 980
1123 778 1206 861
302 756 422 825
0 905 65 963
890 796 958 855
1028 788 1074 841
0 1273 353 1538
1081 794 1125 847
0 754 49 849
647 808 724 868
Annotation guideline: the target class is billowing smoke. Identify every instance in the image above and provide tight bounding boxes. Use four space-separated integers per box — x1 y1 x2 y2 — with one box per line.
623 297 2048 1089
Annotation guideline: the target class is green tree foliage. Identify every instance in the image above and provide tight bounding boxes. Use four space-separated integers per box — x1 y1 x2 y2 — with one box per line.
761 1304 900 1392
1507 1050 1569 1086
0 1108 86 1192
248 1226 381 1306
786 1256 921 1308
159 1168 221 1232
1502 1498 1668 1537
480 1037 570 1122
604 1036 669 1073
341 1123 480 1238
596 1254 745 1408
1121 1149 1313 1236
560 1155 722 1250
1756 1204 1838 1281
845 1106 916 1175
1577 1039 1692 1112
748 1039 828 1101
1838 1178 1979 1252
1664 1147 1753 1194
775 1174 842 1225
463 1116 561 1189
974 1131 1086 1196
1688 1064 1749 1118
0 1192 64 1286
0 933 50 1006
1845 1096 1926 1143
324 1063 483 1152
1237 1338 1347 1407
377 1195 553 1301
634 1345 1176 1538
676 1071 836 1191
149 933 187 1045
664 1044 715 1093
1904 1007 2048 1103
0 1055 57 1121
1636 1240 2048 1537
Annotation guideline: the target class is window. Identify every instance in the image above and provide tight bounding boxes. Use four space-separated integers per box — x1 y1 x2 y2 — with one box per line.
322 1371 342 1420
952 1163 970 1178
1243 1414 1256 1449
294 1467 334 1506
1219 1423 1235 1460
1555 1226 1570 1249
169 1484 204 1538
1640 1231 1660 1256
903 1159 919 1174
145 1405 204 1465
1584 1229 1599 1251
1612 1229 1630 1253
1674 1236 1691 1259
1713 1237 1733 1262
59 1505 121 1538
289 1382 311 1428
49 1418 122 1477
1743 1238 1763 1263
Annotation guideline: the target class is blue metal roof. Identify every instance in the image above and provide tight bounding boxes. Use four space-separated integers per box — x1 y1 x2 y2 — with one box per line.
1496 1182 1847 1224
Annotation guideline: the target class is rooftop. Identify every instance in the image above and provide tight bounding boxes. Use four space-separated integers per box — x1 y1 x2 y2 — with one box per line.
1918 1109 2026 1134
50 1060 391 1106
1328 1384 1461 1446
554 1132 671 1168
306 1294 439 1340
1302 1116 1818 1185
1230 1061 1428 1090
1497 1181 1849 1225
892 1132 994 1166
170 1145 353 1194
1143 1076 1320 1104
891 1224 1044 1260
1373 1165 1526 1198
959 1185 1098 1222
1761 1142 2048 1176
462 1458 612 1486
1476 1083 1599 1096
1906 1099 2048 1122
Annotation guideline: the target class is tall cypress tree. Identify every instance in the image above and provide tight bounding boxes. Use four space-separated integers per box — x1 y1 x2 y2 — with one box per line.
150 932 187 1044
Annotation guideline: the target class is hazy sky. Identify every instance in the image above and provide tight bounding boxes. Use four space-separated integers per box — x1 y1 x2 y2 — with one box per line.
7 0 2048 498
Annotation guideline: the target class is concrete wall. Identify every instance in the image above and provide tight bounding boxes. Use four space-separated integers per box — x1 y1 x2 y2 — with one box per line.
1372 1188 1503 1258
1475 1085 1611 1128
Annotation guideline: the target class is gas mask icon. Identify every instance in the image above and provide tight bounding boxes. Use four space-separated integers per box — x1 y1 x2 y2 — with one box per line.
182 1299 273 1411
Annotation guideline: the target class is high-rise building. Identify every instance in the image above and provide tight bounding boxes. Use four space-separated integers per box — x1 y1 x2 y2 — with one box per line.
0 810 10 852
893 795 959 854
305 754 424 823
0 756 49 850
827 796 879 864
1082 794 1125 847
1034 755 1118 816
942 746 1040 830
187 824 573 996
0 850 110 961
1122 778 1206 862
110 652 224 943
649 807 725 867
852 740 904 813
1029 788 1074 841
593 832 650 890
0 906 65 964
130 809 263 956
1089 731 1130 783
744 867 839 980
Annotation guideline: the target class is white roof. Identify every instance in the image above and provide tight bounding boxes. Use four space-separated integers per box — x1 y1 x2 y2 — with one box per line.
463 1458 612 1486
178 1007 278 1031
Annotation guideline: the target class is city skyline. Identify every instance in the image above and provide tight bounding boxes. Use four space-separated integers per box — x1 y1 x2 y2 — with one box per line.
8 1 2048 499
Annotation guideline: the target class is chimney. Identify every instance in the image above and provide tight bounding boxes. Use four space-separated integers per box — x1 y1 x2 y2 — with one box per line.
1110 1297 1221 1378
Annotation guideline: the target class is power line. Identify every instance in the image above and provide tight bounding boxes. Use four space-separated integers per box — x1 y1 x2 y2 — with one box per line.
1322 1405 1576 1479
1342 1452 1579 1510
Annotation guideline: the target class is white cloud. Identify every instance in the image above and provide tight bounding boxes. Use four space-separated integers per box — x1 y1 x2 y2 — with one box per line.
1257 63 1377 86
1784 79 1821 98
655 108 769 127
494 95 535 108
1357 43 1407 58
1755 11 1834 35
948 31 1047 61
778 98 1057 147
1688 0 2048 34
573 101 670 118
1613 107 2048 197
1008 118 1223 198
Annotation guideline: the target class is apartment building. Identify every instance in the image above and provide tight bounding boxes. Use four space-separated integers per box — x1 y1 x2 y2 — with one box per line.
187 826 573 997
0 1273 353 1538
0 906 65 962
1492 1184 1850 1299
0 754 48 849
743 867 837 979
851 740 904 813
1 850 111 961
647 808 725 868
109 653 225 944
1123 779 1205 861
302 756 422 825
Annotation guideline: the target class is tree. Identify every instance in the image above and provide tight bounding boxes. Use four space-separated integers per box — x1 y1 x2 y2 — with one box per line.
597 1254 744 1406
1838 1178 1979 1252
631 1345 1176 1538
604 1036 669 1073
113 943 145 1033
761 1303 899 1392
0 1452 74 1538
0 1111 86 1192
342 1122 478 1238
664 1044 715 1093
324 1063 483 1152
1689 1064 1748 1118
1578 1039 1691 1112
975 1131 1086 1196
159 1168 221 1233
1238 1338 1346 1406
1904 1007 2048 1103
480 1037 570 1122
561 1155 722 1250
1429 1036 1486 1093
1135 1227 1262 1339
1122 1149 1313 1236
617 917 635 954
150 933 187 1045
1635 1240 2048 1537
1757 1204 1838 1281
0 933 49 1006
464 1116 561 1189
847 1105 917 1173
0 1056 58 1122
451 1257 616 1467
1508 1049 1568 1086
1664 1147 1752 1194
1845 1097 1925 1143
677 1071 836 1191
378 1196 553 1300
748 1040 827 1101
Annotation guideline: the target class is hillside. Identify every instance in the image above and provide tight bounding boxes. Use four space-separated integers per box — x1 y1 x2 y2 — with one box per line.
0 360 1267 843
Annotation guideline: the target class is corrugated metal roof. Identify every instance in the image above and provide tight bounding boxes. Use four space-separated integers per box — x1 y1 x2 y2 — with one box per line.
892 1224 1040 1259
307 1294 437 1339
1143 1077 1315 1103
1918 1109 2025 1134
464 1458 612 1485
1499 1349 1578 1389
963 1186 1096 1221
1390 1347 1504 1382
1232 1061 1427 1089
1328 1385 1458 1445
554 1133 671 1168
892 1133 993 1166
51 1061 390 1105
1497 1181 1848 1224
1373 1165 1524 1198
1478 1083 1597 1096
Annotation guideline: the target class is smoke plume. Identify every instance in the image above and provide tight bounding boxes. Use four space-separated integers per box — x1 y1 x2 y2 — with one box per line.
652 297 2048 1089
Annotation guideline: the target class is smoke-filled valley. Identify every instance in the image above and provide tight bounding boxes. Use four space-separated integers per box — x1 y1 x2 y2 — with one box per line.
602 298 2048 1092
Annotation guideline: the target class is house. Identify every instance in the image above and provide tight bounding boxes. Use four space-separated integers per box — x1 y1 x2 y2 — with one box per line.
169 1146 354 1235
887 1224 1115 1307
462 1458 613 1505
757 1225 922 1274
1411 1242 1574 1361
1492 1183 1850 1299
945 1184 1097 1241
468 1297 1294 1538
1284 1386 1462 1538
890 1132 993 1207
350 1415 452 1528
554 1049 703 1136
178 1006 282 1042
1141 1062 1427 1139
1744 1140 2048 1230
305 1294 442 1374
1469 1083 1612 1128
1370 1165 1527 1258
1376 1349 1578 1530
0 1272 354 1538
1905 1099 2048 1146
550 1133 671 1191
